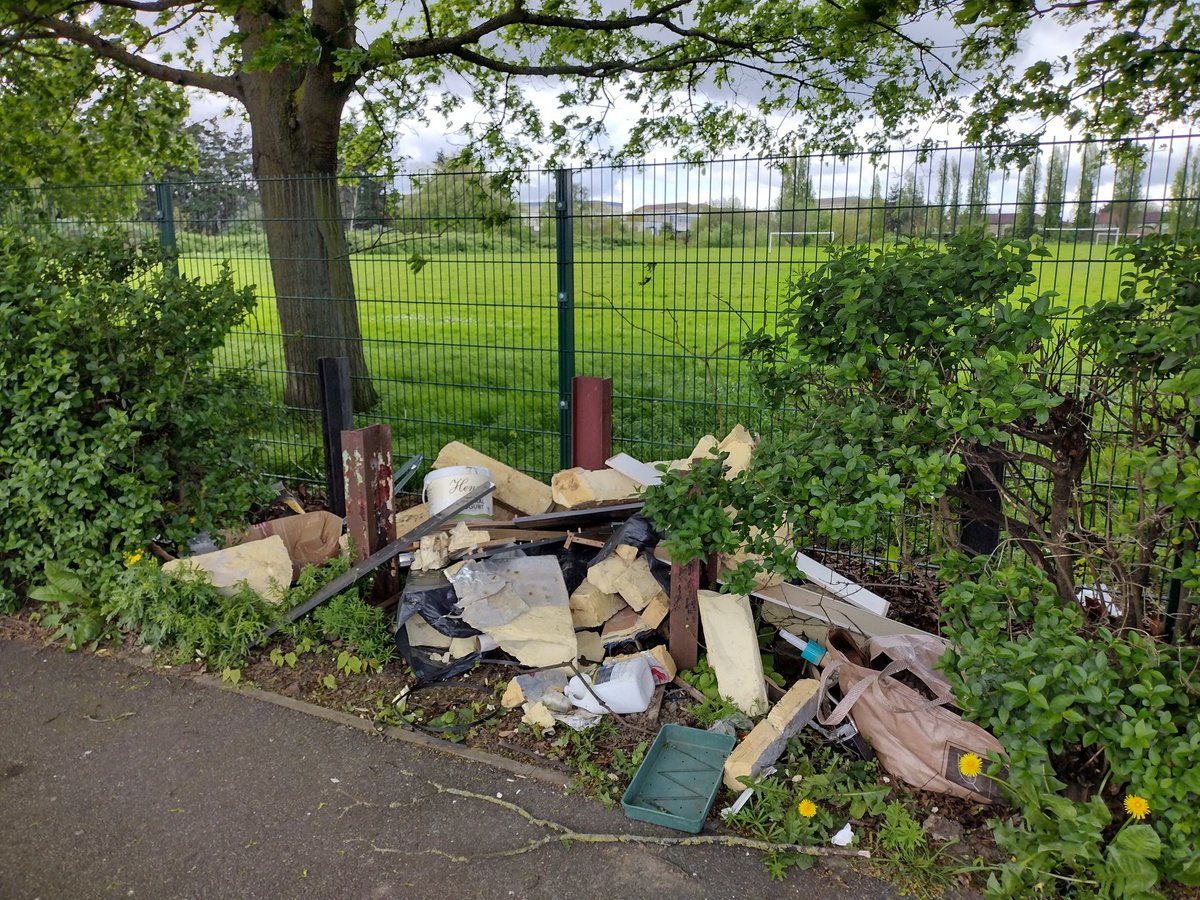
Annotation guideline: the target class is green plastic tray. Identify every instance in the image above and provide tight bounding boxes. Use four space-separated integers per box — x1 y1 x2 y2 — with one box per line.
621 724 736 833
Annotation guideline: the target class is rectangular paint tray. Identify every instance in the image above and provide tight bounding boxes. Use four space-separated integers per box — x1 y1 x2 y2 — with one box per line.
621 723 736 833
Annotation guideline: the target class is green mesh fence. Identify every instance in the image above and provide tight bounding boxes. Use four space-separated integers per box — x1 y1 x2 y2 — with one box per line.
4 135 1198 584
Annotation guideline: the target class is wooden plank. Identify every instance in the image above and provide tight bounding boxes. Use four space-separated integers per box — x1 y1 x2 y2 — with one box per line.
752 581 927 641
669 557 701 671
571 376 612 470
342 425 398 600
793 551 890 616
318 357 352 516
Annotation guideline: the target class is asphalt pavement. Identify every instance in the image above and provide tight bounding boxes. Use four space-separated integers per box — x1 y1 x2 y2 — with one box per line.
0 638 901 899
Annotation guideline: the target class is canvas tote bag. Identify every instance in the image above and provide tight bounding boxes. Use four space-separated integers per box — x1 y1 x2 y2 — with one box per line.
817 628 1005 803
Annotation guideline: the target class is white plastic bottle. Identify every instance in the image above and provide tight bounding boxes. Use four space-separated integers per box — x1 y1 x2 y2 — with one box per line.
564 657 655 714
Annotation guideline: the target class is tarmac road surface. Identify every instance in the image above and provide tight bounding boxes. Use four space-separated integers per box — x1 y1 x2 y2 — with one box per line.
0 638 903 899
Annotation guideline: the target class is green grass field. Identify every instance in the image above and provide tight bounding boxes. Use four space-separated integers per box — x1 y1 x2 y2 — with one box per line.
178 237 1134 482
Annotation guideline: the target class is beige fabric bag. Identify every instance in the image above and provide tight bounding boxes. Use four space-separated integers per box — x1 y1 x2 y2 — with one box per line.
818 628 1005 803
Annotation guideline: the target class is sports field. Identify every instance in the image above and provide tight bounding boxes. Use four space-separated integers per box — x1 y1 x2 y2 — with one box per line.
178 238 1133 481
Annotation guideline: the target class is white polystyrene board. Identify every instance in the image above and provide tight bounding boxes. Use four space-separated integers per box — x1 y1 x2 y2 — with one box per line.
605 452 662 487
793 551 890 616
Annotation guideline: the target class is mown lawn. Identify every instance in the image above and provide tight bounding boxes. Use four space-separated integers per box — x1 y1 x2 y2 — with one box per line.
178 237 1134 482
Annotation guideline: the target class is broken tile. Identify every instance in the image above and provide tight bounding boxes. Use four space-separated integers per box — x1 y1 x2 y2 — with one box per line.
697 589 768 716
600 603 653 645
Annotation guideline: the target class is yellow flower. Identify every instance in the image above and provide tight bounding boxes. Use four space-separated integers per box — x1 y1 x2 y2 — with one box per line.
958 753 983 778
1124 794 1150 821
798 799 818 818
124 550 144 567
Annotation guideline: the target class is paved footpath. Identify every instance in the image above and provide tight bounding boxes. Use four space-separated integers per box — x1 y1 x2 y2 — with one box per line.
0 638 901 900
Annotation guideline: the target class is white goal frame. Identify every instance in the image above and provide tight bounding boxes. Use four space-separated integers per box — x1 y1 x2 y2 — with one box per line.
1039 226 1123 245
768 230 835 251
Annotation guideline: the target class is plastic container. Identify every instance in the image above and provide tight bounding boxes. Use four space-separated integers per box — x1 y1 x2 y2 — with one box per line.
564 657 655 714
621 724 736 833
780 629 827 665
422 466 493 518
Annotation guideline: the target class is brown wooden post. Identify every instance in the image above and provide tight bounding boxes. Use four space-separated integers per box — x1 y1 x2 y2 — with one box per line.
572 376 613 470
669 557 701 671
341 424 397 600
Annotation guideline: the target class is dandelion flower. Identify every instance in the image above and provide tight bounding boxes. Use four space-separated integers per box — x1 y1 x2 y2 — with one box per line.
798 799 817 818
958 753 983 778
125 550 144 567
1124 795 1150 821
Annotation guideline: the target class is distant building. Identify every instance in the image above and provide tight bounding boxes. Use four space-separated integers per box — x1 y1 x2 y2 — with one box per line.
1095 203 1164 237
629 202 710 235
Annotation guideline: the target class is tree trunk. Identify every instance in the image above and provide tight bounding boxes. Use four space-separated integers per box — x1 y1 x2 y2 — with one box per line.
237 10 378 412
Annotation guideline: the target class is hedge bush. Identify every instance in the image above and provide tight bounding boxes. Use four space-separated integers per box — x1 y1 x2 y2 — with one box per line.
0 227 269 610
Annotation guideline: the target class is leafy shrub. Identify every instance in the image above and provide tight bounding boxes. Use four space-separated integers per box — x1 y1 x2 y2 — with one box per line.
644 232 1200 893
940 556 1200 890
0 227 270 609
102 557 277 670
312 591 396 665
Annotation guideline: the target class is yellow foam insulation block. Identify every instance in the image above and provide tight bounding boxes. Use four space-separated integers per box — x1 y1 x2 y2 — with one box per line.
433 441 552 515
697 589 768 716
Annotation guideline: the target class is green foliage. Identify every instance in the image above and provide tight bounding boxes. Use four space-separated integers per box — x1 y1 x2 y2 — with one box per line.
312 591 396 668
728 739 889 878
646 232 1200 892
27 562 114 652
101 559 278 670
553 720 646 808
941 557 1200 889
0 227 270 611
0 42 190 199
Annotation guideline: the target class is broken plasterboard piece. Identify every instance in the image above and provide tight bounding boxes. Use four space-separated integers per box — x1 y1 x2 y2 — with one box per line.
793 551 890 616
448 521 488 553
605 453 663 487
576 630 605 663
501 667 570 709
600 604 654 645
716 424 756 478
697 589 768 717
755 581 926 641
434 441 553 516
551 467 640 508
163 535 291 603
403 615 454 650
723 679 820 792
586 555 668 614
570 581 624 629
448 555 577 667
411 532 450 571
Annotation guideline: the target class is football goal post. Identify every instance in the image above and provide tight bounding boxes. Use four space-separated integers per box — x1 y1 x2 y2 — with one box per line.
1040 226 1123 245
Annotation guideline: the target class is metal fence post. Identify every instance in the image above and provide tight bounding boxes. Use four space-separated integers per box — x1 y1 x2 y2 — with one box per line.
555 168 576 470
153 181 179 278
